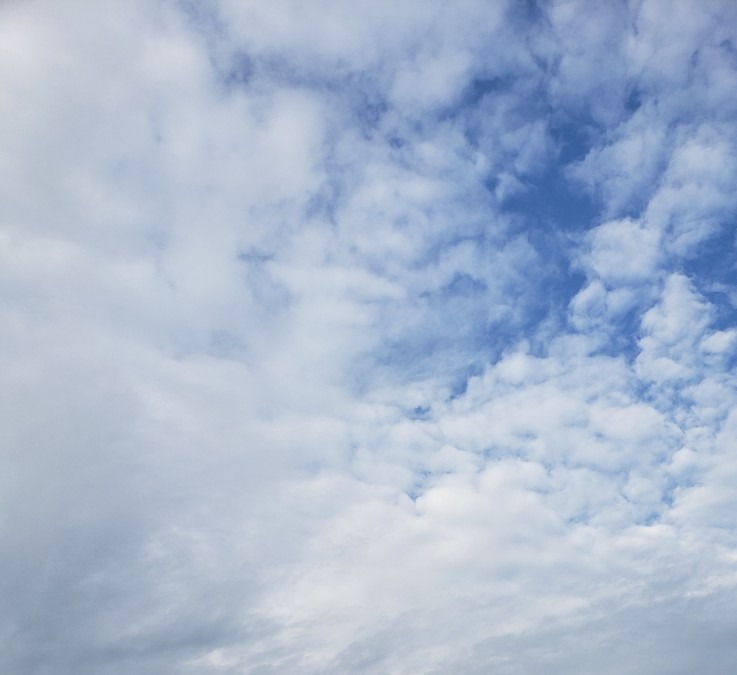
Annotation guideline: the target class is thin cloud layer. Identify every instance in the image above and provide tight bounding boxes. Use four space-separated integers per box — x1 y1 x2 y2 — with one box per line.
2 1 737 673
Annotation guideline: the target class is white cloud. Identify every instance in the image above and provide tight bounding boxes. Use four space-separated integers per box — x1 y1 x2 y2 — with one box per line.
2 0 737 673
584 217 662 283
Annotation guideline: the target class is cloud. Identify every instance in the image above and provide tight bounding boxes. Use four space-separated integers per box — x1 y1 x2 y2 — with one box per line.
2 0 737 673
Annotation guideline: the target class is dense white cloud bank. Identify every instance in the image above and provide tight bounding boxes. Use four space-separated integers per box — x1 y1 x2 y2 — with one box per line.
2 1 737 673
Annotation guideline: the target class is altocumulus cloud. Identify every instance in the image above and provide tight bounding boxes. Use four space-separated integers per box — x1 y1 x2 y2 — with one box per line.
2 1 737 673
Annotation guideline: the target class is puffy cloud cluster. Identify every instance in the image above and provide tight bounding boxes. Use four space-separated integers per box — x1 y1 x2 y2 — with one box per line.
2 0 737 673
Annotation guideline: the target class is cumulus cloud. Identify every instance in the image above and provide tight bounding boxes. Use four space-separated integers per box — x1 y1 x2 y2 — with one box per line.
2 0 737 673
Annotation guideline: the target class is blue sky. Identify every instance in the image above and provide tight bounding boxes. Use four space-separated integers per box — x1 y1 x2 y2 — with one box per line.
2 1 737 673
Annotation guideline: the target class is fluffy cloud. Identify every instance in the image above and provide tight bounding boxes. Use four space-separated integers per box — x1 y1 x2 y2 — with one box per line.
2 1 737 673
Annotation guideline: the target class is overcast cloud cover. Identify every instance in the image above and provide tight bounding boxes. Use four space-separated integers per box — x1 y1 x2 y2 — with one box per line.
3 0 737 672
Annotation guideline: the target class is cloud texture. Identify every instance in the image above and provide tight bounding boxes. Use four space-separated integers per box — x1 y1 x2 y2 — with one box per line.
2 1 737 672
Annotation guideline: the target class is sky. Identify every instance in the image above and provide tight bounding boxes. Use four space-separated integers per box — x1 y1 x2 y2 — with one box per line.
2 0 737 673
